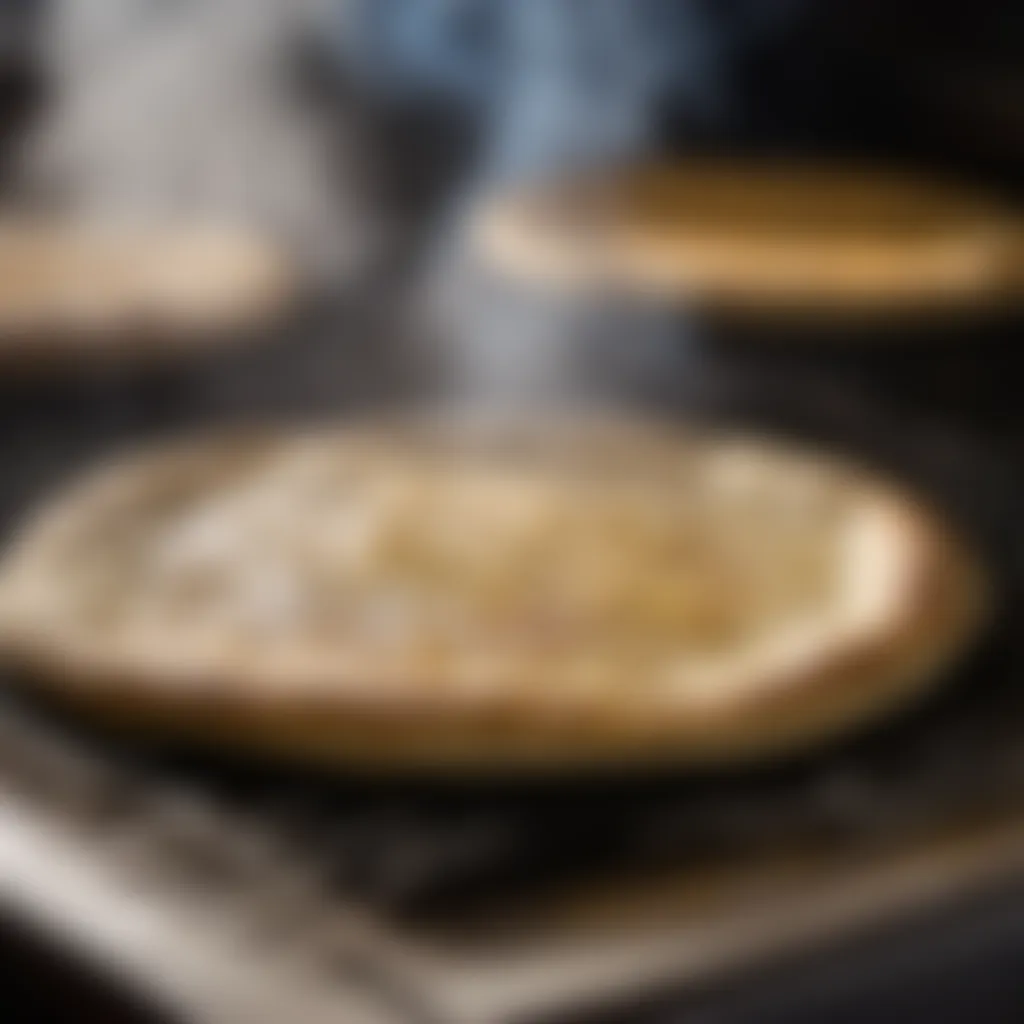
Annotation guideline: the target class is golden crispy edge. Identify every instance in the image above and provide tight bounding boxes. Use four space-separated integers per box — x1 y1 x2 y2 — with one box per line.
0 430 992 774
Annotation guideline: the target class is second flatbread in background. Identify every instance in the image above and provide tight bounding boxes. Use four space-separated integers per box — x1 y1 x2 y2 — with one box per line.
472 162 1024 321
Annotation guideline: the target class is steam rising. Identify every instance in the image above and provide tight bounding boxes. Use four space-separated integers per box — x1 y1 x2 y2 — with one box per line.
329 0 814 177
22 0 376 285
22 0 811 412
423 250 689 417
413 0 810 412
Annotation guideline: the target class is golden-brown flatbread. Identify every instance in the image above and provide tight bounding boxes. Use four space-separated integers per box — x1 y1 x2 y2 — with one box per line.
0 219 295 367
472 162 1024 320
0 420 989 772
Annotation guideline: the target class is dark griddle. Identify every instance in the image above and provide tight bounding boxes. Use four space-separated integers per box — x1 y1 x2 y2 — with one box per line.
0 300 1020 926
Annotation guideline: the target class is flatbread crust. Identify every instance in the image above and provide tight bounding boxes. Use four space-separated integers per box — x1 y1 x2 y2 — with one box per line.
0 421 990 773
472 162 1024 320
0 220 295 368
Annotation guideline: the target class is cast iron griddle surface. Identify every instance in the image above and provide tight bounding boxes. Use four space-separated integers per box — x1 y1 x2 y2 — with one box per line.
0 301 1020 924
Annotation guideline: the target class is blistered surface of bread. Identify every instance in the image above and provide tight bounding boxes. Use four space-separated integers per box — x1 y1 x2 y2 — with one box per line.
0 422 989 771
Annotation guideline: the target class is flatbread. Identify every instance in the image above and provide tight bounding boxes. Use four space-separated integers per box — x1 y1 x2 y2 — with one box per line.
472 163 1024 320
0 420 989 772
0 220 295 367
